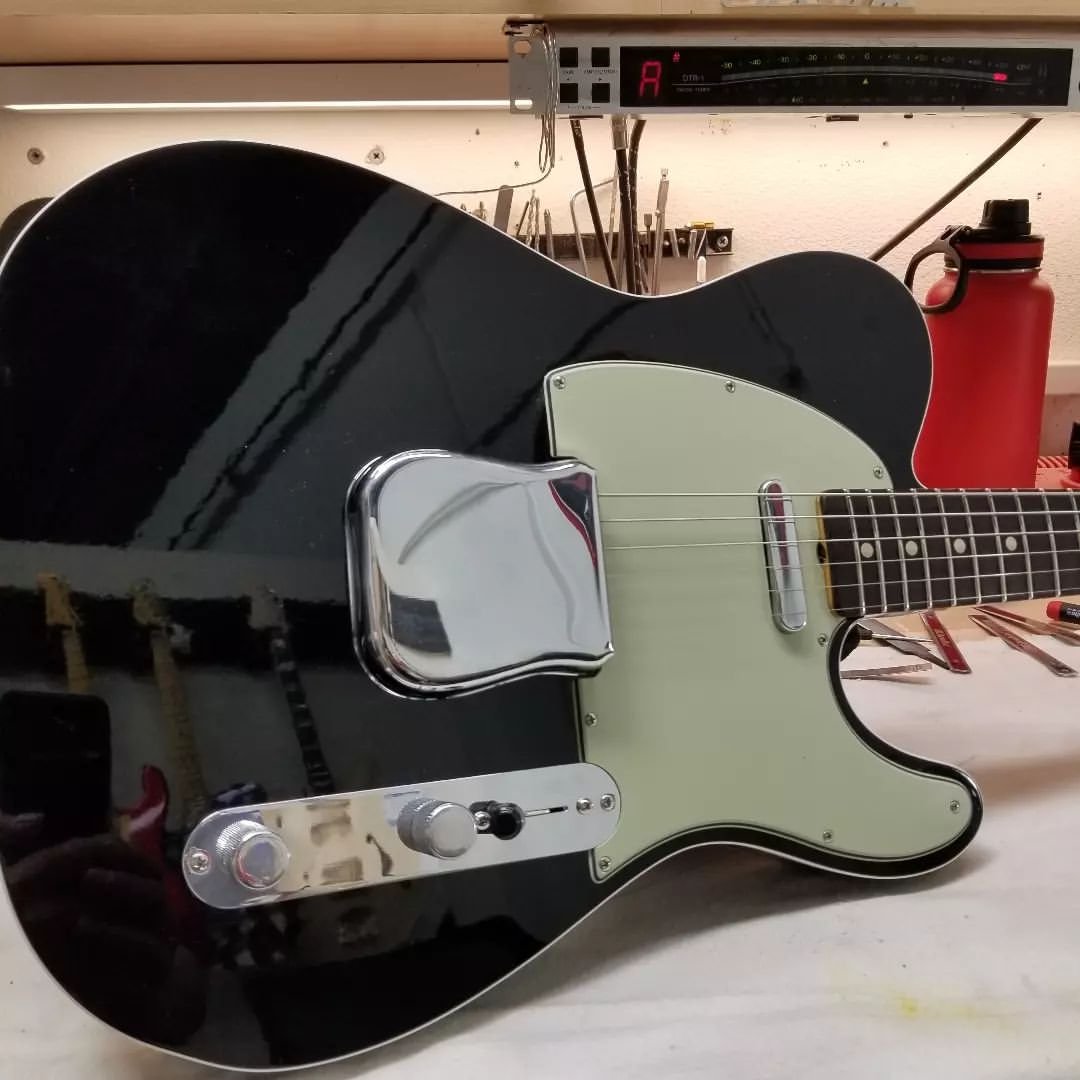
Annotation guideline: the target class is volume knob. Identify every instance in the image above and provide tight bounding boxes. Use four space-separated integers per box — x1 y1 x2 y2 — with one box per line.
397 799 476 859
216 820 291 890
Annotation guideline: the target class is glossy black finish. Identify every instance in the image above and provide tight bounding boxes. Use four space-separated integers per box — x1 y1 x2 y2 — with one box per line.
0 141 949 1069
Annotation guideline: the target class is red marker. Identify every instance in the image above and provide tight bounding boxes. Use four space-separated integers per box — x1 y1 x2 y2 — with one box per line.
1046 600 1080 626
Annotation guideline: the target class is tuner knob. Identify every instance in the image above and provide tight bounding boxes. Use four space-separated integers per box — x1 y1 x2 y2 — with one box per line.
397 798 476 859
216 820 291 890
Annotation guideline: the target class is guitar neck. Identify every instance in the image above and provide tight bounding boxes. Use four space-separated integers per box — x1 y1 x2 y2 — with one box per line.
60 628 91 695
822 488 1080 618
269 626 336 796
148 629 207 822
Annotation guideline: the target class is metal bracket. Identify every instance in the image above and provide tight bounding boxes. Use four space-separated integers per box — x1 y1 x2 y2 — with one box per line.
182 764 620 909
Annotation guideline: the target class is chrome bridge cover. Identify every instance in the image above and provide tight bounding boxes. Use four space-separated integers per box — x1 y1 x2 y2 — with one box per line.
345 450 614 697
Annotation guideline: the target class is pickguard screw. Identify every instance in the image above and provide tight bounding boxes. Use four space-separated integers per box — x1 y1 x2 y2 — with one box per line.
584 712 597 726
552 375 566 390
365 145 385 165
576 797 593 813
822 830 834 843
873 466 885 479
186 848 211 875
725 380 736 393
817 634 828 647
598 856 611 872
26 147 44 165
949 800 961 814
599 793 616 811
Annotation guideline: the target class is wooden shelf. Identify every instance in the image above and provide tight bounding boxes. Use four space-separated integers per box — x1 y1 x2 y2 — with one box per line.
3 3 1080 66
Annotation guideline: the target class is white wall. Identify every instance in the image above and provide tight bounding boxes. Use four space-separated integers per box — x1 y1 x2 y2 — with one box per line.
3 107 1080 437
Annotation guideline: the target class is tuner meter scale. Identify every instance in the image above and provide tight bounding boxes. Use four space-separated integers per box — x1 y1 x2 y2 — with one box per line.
508 26 1080 115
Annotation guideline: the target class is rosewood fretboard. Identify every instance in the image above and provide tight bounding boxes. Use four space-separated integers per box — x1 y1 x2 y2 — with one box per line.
820 489 1080 618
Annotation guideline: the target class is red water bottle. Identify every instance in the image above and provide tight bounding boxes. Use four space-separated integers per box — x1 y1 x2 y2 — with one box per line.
906 199 1055 488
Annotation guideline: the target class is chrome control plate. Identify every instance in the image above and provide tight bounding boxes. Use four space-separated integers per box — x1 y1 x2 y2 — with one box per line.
182 763 621 909
346 450 614 698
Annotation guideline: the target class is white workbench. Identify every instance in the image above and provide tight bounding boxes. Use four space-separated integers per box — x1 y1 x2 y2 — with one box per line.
2 626 1080 1080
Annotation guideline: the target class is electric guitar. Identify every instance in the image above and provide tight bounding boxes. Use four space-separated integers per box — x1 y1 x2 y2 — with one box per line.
0 140 1072 1071
37 572 171 854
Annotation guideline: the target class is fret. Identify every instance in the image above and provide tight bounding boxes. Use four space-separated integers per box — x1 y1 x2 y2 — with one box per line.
908 491 954 609
985 489 1009 602
1046 491 1080 597
958 491 982 604
965 490 1007 604
1067 492 1080 596
866 492 906 614
819 493 863 617
986 491 1030 599
843 490 870 617
913 491 935 612
942 493 979 603
1015 490 1056 599
1040 490 1063 596
928 491 959 608
886 492 912 611
1012 489 1036 599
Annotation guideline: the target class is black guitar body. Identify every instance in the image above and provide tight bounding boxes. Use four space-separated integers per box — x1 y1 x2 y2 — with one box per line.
0 142 938 1069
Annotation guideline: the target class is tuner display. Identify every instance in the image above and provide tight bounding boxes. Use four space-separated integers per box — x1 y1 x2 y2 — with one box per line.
619 45 1073 110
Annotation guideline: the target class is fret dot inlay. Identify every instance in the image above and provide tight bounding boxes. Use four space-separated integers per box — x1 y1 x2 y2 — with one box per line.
905 540 920 556
1005 536 1018 552
953 537 967 555
860 542 875 559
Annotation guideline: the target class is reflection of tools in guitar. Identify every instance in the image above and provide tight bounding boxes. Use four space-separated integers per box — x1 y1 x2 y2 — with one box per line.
843 663 933 681
976 604 1080 646
858 618 950 670
969 610 1078 677
919 609 971 673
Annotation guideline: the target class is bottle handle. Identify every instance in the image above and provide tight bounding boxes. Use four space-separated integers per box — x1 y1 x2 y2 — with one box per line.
903 225 974 316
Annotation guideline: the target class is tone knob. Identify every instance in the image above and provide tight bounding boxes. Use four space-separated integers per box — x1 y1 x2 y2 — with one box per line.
216 820 291 890
397 798 476 859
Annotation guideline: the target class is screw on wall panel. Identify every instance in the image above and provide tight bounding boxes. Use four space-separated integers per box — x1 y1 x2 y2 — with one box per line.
725 381 736 393
822 830 834 843
26 148 44 165
583 711 597 726
599 793 616 811
598 856 611 872
552 375 566 390
949 800 961 814
365 146 386 165
873 466 885 479
186 849 211 875
576 797 593 813
474 809 492 831
817 634 828 646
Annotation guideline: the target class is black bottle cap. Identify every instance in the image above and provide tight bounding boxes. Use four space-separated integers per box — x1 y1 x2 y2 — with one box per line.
978 199 1033 238
943 197 1044 268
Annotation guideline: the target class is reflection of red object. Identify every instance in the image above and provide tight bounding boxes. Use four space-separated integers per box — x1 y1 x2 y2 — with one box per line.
639 60 663 99
993 72 1009 83
673 51 681 63
117 766 206 952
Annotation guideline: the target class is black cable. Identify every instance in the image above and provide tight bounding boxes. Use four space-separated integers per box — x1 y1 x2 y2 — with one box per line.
628 117 649 292
869 117 1042 263
569 118 619 289
615 144 638 294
